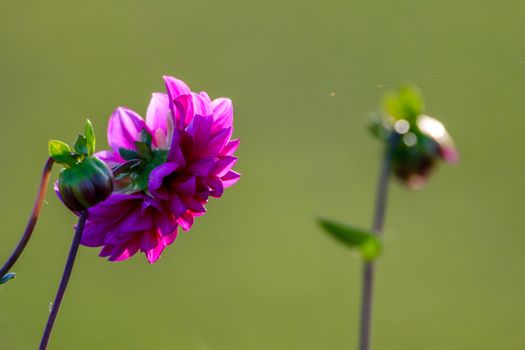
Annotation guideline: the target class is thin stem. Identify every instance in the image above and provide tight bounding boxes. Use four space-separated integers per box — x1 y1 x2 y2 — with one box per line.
358 134 399 350
39 211 88 350
0 157 54 279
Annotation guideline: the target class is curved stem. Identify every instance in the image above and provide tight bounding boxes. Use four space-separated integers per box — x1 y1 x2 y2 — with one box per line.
39 211 88 350
0 157 54 280
358 134 399 350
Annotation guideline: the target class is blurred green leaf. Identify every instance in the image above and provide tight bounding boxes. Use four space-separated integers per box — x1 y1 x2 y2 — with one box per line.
366 112 393 141
134 141 152 160
85 119 96 156
318 218 382 260
0 272 16 285
383 86 424 121
49 140 77 167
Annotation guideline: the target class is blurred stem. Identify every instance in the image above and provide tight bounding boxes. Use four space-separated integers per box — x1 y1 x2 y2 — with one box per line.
0 157 54 280
358 133 399 350
39 211 88 350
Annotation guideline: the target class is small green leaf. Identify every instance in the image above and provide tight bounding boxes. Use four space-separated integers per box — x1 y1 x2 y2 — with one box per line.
383 86 424 122
74 134 88 155
0 272 16 285
140 129 152 149
134 141 152 160
318 218 382 261
119 148 140 161
49 140 77 167
85 119 96 156
49 139 71 156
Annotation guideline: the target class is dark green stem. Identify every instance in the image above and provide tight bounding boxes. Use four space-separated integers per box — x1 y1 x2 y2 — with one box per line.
39 211 88 350
358 133 399 350
0 157 54 281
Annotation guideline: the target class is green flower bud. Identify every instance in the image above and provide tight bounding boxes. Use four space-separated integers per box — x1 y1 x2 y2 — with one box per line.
369 87 459 189
50 120 114 211
57 157 114 212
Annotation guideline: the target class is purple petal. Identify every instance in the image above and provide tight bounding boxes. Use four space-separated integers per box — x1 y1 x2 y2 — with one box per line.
188 158 216 176
154 211 178 237
148 162 181 198
182 196 206 213
207 176 224 198
168 194 187 218
212 156 238 177
202 127 231 157
174 175 197 195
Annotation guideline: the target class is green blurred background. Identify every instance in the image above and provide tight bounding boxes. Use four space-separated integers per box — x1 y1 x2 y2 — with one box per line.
1 0 524 349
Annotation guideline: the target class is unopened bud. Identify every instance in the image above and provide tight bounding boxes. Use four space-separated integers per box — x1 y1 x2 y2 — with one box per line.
369 86 458 189
50 120 114 211
57 157 113 211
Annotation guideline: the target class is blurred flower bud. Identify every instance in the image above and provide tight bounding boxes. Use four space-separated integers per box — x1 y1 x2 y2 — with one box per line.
368 86 458 189
49 120 114 211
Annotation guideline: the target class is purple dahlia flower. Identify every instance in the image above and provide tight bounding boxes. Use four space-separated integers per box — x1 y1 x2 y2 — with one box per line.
80 76 240 263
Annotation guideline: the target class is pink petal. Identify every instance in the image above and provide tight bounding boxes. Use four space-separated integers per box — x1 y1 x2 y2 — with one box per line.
211 98 233 132
145 93 171 148
190 92 212 117
199 91 211 103
107 107 148 152
174 94 194 129
162 230 178 246
95 150 124 168
177 212 195 231
221 171 241 188
164 75 191 100
441 146 460 164
221 139 240 156
108 239 141 262
144 237 165 264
